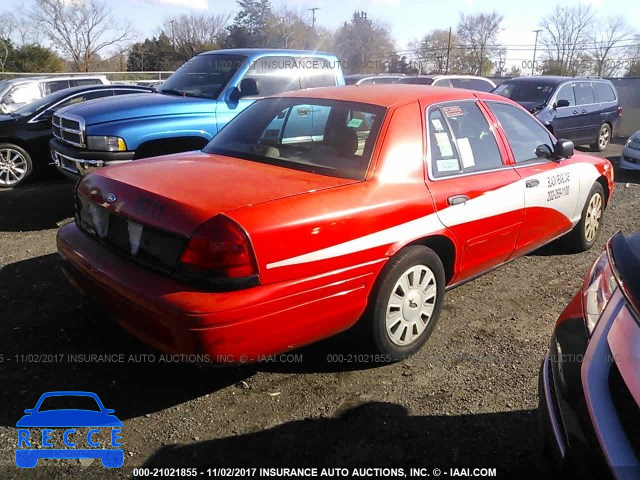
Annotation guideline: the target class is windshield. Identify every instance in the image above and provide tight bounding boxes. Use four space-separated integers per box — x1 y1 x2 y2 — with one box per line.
12 92 63 117
203 97 386 180
492 82 555 105
37 395 101 412
159 54 247 100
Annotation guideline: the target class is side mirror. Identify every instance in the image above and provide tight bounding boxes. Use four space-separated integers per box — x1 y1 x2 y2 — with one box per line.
553 139 574 159
555 99 570 109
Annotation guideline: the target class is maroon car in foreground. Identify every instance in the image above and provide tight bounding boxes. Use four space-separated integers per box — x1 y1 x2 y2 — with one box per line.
539 231 640 479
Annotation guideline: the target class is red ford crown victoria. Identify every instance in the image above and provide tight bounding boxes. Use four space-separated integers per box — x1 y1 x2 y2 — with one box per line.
57 85 615 363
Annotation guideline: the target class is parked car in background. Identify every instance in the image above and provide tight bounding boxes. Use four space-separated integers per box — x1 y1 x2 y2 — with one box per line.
621 130 640 171
0 84 151 188
492 76 622 152
50 49 345 180
0 75 109 114
57 85 613 364
345 74 404 85
397 74 496 92
538 230 640 479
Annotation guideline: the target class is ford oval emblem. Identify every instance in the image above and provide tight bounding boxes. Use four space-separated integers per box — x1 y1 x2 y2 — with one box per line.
106 193 117 203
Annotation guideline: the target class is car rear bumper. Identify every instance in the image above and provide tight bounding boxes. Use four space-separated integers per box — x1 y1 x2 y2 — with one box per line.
50 138 135 179
620 147 640 171
57 222 377 363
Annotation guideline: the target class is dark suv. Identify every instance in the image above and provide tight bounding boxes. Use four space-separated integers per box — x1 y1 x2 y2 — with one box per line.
492 76 621 151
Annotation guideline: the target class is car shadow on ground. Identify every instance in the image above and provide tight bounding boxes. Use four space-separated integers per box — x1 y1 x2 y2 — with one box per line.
0 254 251 426
142 401 556 477
0 177 75 232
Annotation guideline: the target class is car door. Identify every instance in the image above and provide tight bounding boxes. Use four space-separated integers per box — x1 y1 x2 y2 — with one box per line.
549 83 579 140
573 81 600 143
486 101 580 256
424 100 523 281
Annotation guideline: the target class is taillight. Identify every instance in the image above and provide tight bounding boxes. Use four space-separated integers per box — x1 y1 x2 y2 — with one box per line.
176 215 259 290
582 251 617 335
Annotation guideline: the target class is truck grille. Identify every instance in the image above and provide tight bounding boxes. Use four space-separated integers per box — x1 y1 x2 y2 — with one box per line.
75 193 186 275
52 113 85 148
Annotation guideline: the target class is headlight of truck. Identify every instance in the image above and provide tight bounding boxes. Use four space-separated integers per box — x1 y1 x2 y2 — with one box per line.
582 251 618 335
87 136 127 152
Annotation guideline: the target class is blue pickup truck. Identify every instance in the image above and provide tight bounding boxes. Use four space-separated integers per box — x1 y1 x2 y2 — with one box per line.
50 49 345 178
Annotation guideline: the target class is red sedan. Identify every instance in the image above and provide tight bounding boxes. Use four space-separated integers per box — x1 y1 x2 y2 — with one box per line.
57 85 615 363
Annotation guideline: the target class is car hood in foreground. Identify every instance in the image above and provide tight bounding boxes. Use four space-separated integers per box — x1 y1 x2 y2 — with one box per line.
77 152 358 235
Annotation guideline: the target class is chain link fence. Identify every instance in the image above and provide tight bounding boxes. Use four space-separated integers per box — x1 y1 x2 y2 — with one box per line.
0 71 174 84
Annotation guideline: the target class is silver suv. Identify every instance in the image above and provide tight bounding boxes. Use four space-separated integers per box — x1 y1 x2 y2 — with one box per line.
0 75 109 113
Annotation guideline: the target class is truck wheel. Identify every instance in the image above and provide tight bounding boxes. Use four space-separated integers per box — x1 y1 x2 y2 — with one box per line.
590 124 611 152
364 245 445 362
0 143 33 188
564 182 604 252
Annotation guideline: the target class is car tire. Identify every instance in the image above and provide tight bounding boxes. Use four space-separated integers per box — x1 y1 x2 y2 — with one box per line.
363 245 445 362
590 124 611 152
0 143 33 188
563 182 605 253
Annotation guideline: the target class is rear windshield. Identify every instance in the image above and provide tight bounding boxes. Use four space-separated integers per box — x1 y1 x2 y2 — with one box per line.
159 54 247 100
492 81 556 105
203 97 386 180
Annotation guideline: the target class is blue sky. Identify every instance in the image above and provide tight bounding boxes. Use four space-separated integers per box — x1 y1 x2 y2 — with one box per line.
3 0 639 67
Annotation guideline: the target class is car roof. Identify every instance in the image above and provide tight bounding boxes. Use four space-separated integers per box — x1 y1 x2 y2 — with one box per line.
500 75 612 85
199 48 335 60
278 84 509 108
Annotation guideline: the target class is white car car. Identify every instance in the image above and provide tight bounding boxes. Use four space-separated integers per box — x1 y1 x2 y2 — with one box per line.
621 131 640 171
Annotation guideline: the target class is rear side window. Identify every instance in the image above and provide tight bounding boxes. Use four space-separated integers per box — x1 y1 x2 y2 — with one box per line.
372 77 397 84
594 82 616 102
450 78 494 92
428 102 503 177
488 102 554 164
243 56 301 97
298 57 338 89
574 82 595 105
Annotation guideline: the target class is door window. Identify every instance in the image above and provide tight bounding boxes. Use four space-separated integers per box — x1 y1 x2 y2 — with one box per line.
574 82 595 105
450 78 494 92
5 83 40 104
428 102 503 178
44 80 71 94
555 84 575 106
242 56 300 97
71 79 101 87
488 102 554 164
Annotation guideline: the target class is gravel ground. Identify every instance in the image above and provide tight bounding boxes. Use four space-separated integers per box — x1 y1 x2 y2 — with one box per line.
0 142 638 479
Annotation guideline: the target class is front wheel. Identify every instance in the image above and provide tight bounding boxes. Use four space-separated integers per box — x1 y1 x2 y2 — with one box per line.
563 182 605 252
590 124 611 152
364 245 445 362
0 143 33 188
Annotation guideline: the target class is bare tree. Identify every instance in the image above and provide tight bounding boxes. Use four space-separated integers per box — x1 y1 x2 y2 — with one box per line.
456 12 503 75
588 17 635 77
0 12 16 71
539 4 594 76
160 13 230 62
270 7 309 49
30 0 136 72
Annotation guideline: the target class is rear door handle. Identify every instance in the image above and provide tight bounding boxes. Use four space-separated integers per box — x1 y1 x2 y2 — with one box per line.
573 110 579 115
526 179 540 188
448 194 469 206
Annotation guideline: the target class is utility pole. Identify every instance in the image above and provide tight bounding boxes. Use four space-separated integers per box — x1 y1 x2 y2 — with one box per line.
532 29 542 75
309 7 319 29
171 19 175 53
445 26 452 74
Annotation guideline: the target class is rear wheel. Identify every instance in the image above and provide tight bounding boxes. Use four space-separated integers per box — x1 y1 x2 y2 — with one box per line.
590 124 611 152
363 245 445 362
0 143 33 188
563 182 604 252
